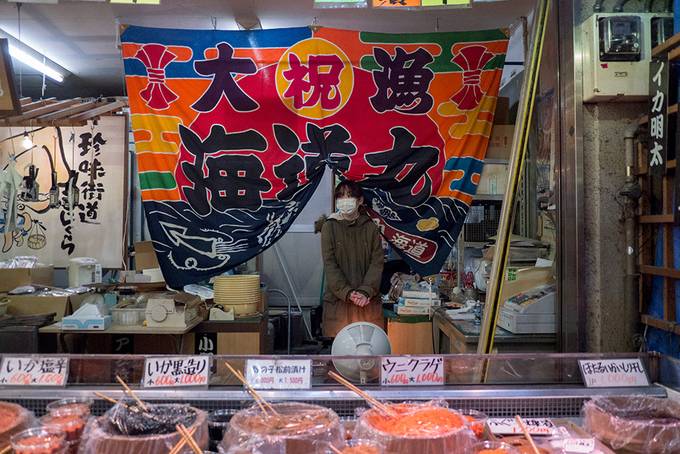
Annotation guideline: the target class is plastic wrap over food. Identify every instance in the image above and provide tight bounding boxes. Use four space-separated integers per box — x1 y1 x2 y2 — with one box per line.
220 402 344 454
353 400 476 454
583 396 680 454
78 402 208 454
0 401 35 447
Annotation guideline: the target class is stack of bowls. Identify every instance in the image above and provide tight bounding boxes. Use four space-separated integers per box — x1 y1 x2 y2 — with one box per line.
213 275 260 316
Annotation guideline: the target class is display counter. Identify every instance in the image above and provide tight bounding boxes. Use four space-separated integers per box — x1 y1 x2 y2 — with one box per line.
433 308 557 353
0 352 676 453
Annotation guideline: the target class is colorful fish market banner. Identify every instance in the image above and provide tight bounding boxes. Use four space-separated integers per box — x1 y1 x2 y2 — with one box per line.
121 25 508 288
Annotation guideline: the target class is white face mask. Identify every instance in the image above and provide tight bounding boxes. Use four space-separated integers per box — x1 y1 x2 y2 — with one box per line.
336 197 358 214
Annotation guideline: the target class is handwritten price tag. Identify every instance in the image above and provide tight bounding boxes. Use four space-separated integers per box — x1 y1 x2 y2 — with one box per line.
488 418 556 436
578 359 649 388
0 356 69 387
143 356 210 388
246 359 311 390
563 438 596 453
380 356 444 386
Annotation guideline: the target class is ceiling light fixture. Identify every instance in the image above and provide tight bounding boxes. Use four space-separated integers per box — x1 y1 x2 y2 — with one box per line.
0 28 68 83
8 45 63 83
22 131 33 149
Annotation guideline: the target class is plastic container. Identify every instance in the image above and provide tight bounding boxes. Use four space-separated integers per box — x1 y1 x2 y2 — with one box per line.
208 409 232 452
583 396 680 453
46 398 93 418
40 412 88 443
0 401 33 446
458 409 488 440
78 403 208 454
11 427 67 454
341 439 384 454
111 307 146 326
472 441 520 453
353 401 476 454
221 402 343 454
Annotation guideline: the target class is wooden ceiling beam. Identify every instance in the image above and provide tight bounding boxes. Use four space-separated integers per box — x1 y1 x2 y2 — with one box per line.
37 100 98 122
19 97 32 106
3 98 81 125
17 98 57 114
67 100 126 123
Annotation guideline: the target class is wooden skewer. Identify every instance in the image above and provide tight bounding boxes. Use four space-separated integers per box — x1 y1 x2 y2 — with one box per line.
328 371 396 417
176 424 202 454
0 444 11 454
515 415 540 454
94 391 119 406
224 362 279 416
116 375 148 411
328 444 343 454
168 425 197 454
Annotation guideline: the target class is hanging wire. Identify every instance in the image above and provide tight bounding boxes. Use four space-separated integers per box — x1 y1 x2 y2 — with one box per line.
211 16 217 31
17 3 22 98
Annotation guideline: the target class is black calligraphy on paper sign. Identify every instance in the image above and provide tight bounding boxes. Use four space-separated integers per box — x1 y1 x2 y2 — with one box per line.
648 57 668 175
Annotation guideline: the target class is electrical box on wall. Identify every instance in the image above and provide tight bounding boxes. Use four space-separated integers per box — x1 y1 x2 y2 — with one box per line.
582 12 672 103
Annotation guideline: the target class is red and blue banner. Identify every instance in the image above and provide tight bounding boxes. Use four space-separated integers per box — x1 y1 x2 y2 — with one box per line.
121 25 508 288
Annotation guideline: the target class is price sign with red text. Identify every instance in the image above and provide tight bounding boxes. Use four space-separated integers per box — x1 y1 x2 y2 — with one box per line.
0 356 69 387
380 356 444 386
143 356 210 388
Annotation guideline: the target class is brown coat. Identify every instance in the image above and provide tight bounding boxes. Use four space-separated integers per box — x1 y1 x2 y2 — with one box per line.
320 213 384 337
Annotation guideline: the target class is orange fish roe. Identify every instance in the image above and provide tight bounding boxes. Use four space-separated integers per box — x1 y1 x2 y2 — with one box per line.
41 414 86 441
13 435 64 454
342 446 380 454
365 405 465 437
465 415 485 438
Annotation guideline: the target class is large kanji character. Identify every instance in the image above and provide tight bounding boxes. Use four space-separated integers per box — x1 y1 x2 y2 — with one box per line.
363 127 439 206
192 42 258 112
78 159 106 179
272 123 356 201
78 132 107 157
370 47 434 114
179 125 270 215
283 54 344 110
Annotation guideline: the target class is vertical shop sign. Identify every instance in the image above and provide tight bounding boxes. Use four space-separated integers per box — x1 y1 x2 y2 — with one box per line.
195 333 217 355
648 56 668 175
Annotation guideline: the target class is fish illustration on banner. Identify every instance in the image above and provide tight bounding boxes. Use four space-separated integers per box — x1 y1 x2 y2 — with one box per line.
121 25 508 288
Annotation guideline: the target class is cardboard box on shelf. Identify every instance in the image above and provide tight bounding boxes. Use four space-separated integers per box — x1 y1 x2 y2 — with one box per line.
499 266 554 305
0 266 54 293
486 124 514 160
134 241 160 272
8 293 87 322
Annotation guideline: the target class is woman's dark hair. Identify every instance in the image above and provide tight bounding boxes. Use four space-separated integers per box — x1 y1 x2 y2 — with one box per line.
334 180 363 199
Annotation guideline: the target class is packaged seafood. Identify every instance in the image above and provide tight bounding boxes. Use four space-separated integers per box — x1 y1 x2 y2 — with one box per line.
353 401 476 454
221 402 343 454
78 402 208 454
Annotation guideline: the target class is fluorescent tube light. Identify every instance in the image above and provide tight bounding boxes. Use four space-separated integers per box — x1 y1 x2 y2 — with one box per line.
8 44 64 83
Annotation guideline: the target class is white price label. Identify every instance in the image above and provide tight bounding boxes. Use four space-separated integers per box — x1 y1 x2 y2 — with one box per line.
578 359 649 388
246 359 311 390
0 356 69 387
380 356 444 386
488 418 556 436
563 438 596 453
143 356 210 388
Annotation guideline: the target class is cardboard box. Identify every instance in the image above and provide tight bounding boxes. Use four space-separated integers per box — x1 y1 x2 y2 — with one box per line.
499 266 554 305
486 124 514 160
494 97 511 125
0 266 54 293
134 241 160 272
8 293 87 322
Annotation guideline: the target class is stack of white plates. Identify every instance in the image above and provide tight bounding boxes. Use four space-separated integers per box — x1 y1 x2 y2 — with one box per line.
213 275 260 316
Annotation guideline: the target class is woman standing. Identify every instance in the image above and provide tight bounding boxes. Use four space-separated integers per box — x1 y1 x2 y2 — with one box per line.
318 180 384 338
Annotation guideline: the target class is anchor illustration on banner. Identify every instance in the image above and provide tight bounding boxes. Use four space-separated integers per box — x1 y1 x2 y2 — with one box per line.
159 221 247 261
